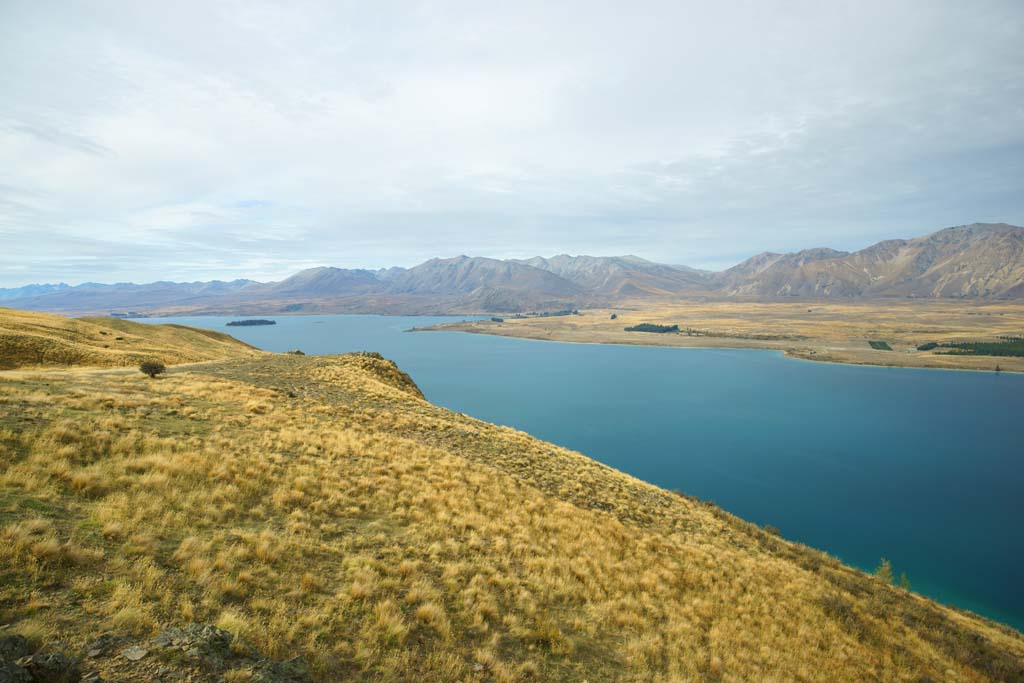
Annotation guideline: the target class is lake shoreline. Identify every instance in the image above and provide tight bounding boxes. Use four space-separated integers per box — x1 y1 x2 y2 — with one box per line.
414 320 1024 374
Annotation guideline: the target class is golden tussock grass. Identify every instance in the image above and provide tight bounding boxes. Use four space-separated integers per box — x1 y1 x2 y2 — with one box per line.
0 306 261 370
1 351 1022 682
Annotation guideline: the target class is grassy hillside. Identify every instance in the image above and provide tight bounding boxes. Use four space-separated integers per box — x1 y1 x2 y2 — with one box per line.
1 352 1022 682
0 307 261 369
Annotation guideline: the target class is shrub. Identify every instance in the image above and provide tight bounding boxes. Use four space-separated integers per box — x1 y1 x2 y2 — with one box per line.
610 313 618 320
916 342 939 351
139 360 166 378
868 341 892 351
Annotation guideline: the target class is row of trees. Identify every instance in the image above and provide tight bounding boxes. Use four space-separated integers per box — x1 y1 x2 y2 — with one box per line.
624 323 680 333
874 558 911 590
918 338 1024 356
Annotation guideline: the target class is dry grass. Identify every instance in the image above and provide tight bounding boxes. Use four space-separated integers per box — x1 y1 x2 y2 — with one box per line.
1 352 1023 682
0 306 261 370
428 298 1024 372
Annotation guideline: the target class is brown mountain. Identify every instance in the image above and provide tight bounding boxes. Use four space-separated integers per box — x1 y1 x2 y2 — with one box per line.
386 256 586 312
2 223 1022 315
514 254 709 297
258 266 381 297
714 223 1024 299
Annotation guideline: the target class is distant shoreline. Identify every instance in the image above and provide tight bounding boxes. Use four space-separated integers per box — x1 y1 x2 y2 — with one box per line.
415 315 1024 374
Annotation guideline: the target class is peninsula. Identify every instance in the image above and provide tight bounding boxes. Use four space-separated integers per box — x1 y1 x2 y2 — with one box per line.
421 298 1024 372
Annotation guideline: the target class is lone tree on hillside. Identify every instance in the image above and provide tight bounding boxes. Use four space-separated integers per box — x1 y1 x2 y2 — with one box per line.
874 557 894 584
139 360 166 378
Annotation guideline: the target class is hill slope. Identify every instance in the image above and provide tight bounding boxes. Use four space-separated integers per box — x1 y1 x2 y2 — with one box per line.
1 351 1022 682
0 307 261 369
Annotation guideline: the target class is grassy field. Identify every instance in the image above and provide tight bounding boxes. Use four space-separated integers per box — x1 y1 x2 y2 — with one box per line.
0 307 261 370
2 341 1023 679
426 298 1024 372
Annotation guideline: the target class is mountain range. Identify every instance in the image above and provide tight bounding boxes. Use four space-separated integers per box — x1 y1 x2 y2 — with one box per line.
4 223 1023 315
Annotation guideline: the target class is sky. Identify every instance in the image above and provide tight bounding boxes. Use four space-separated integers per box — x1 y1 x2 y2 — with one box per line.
1 0 1023 286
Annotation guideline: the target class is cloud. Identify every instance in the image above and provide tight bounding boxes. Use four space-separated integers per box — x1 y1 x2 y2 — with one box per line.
1 0 1022 285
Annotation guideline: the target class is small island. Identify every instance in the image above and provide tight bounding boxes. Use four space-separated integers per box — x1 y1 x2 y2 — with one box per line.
226 319 277 327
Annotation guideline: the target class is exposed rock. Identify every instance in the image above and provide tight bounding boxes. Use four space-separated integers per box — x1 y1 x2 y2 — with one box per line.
144 625 310 682
14 652 80 683
120 646 147 662
0 662 32 683
153 624 233 662
0 636 29 663
83 634 120 660
250 656 311 683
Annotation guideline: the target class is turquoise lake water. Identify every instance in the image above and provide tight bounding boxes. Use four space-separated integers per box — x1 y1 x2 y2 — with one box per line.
142 314 1024 631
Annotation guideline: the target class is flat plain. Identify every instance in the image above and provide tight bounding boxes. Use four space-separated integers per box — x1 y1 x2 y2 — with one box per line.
425 298 1024 372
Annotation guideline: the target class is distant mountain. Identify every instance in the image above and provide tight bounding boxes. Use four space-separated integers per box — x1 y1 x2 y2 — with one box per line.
3 279 258 314
0 282 71 301
513 254 708 297
713 223 1024 298
374 266 407 281
259 267 381 297
3 223 1022 315
713 248 854 296
386 256 585 312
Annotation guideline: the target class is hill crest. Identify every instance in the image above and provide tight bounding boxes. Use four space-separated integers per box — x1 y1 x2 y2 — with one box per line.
0 307 260 369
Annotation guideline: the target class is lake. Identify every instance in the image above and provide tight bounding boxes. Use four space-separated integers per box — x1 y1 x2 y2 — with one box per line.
141 313 1024 631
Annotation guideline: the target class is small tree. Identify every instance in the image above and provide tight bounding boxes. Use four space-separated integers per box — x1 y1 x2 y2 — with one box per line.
874 557 894 584
139 360 166 378
898 572 911 591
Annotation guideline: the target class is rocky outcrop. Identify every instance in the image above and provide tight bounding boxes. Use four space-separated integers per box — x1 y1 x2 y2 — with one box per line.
0 625 310 683
340 351 426 399
0 636 79 683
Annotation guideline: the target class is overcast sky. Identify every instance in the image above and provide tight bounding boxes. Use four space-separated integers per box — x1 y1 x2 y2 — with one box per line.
2 1 1022 286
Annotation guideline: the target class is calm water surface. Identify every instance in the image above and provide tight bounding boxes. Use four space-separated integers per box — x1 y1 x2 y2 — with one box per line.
142 314 1024 630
